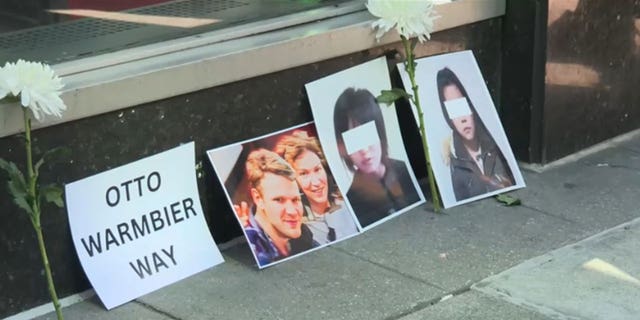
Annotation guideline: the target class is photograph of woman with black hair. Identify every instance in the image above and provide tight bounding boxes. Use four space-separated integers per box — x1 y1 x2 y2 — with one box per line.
333 88 421 227
305 57 424 229
397 50 525 208
437 67 514 201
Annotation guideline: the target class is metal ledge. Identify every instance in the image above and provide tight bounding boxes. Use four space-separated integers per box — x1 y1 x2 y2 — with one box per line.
0 0 505 138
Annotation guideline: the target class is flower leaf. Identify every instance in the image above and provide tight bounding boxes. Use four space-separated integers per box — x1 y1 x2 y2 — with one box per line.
8 176 27 198
13 195 34 215
0 158 28 198
495 194 521 206
376 88 412 105
34 146 71 177
0 158 35 215
40 184 65 208
0 158 15 174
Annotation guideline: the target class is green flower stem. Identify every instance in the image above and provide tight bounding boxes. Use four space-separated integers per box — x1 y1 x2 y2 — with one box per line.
23 109 64 320
34 221 63 320
401 36 441 212
24 109 35 197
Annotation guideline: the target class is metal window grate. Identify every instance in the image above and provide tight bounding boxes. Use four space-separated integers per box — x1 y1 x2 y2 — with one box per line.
135 0 248 16
0 0 249 54
0 0 351 64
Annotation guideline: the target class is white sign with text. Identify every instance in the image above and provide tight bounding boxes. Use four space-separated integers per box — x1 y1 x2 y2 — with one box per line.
65 142 223 309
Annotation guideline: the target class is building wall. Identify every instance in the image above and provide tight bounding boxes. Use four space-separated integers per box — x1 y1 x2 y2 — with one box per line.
500 0 547 162
541 0 640 162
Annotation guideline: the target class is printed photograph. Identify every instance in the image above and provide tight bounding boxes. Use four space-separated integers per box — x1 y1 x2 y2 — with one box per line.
207 123 359 268
398 50 526 208
305 57 425 230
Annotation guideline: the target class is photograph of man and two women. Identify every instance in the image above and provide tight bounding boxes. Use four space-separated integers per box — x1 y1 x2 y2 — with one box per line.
209 53 524 268
208 123 360 268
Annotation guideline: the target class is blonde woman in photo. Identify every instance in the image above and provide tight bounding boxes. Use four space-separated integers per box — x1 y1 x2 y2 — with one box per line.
275 131 359 244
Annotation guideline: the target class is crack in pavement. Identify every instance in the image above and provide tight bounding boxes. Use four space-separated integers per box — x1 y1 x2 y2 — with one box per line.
134 300 183 320
330 246 446 291
520 204 577 224
382 285 473 320
620 145 640 155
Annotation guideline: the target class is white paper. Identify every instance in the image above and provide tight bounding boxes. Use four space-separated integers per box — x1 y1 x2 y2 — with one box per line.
65 142 224 309
305 57 425 230
342 121 380 155
397 50 526 208
444 97 473 119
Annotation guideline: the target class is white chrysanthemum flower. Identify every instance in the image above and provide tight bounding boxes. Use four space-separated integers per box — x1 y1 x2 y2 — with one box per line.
367 0 439 42
0 59 66 121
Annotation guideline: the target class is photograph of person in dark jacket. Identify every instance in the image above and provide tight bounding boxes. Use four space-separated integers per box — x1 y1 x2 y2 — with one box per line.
333 88 421 228
436 67 515 201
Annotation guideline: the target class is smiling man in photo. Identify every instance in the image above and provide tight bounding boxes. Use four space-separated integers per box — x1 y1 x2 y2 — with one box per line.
243 148 316 266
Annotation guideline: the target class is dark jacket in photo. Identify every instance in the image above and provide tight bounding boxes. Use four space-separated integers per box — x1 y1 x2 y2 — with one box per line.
347 158 421 228
449 135 514 201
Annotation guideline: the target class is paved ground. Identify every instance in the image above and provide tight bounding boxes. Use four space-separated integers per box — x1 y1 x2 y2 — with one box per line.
32 133 640 320
475 218 640 320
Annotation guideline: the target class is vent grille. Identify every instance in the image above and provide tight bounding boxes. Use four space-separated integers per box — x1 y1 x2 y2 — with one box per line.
0 0 249 50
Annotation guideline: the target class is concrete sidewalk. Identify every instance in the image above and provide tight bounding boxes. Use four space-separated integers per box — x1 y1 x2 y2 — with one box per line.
34 134 640 320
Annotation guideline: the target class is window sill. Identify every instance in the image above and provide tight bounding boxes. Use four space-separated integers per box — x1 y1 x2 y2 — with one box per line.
0 0 505 138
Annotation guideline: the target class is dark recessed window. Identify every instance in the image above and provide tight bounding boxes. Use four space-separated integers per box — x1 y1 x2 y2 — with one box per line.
0 0 354 65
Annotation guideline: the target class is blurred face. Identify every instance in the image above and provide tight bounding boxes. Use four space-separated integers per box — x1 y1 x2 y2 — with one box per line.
346 119 383 174
451 115 475 142
292 150 328 207
253 173 303 239
444 84 475 142
349 143 382 174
